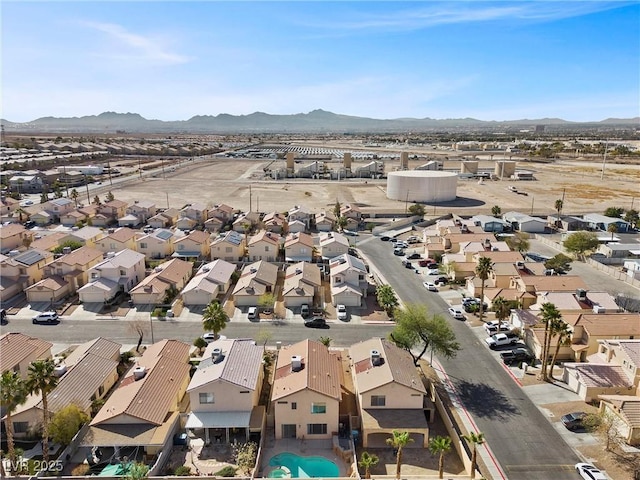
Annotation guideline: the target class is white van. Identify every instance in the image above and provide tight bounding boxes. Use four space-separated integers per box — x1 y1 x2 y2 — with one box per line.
247 307 258 320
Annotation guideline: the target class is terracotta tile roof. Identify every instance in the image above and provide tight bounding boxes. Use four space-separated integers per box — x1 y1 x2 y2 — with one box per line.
233 260 278 295
575 313 640 337
26 275 68 291
180 230 211 244
55 246 103 267
0 333 52 373
564 363 633 388
272 339 342 401
599 395 640 428
520 275 588 292
63 337 121 367
104 199 127 209
472 251 524 263
30 232 67 251
284 232 314 248
0 224 26 239
106 227 137 243
350 338 426 395
248 230 281 246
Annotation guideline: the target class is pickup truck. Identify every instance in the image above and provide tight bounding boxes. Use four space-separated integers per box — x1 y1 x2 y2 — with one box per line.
485 333 520 349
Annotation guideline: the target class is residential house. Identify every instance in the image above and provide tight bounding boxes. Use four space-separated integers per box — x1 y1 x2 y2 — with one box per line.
319 232 350 260
208 204 234 223
182 259 236 306
287 219 307 234
262 212 287 234
531 291 620 314
129 258 192 306
0 195 19 222
248 230 282 262
315 211 335 232
0 249 53 301
126 200 157 224
282 262 321 308
118 214 142 228
211 231 246 262
284 233 314 262
466 262 519 299
547 215 587 231
0 224 32 253
272 339 342 440
30 210 54 226
186 339 265 444
29 232 67 252
147 208 180 229
95 227 138 254
83 340 191 459
349 338 430 447
175 216 198 231
10 337 120 438
97 199 128 223
460 238 510 260
340 204 362 223
509 275 588 306
232 211 261 233
329 254 368 307
61 226 105 247
203 216 226 233
232 260 278 307
61 210 88 227
583 213 630 233
598 395 640 446
502 212 548 233
440 233 496 253
173 230 211 260
0 333 52 379
136 229 180 260
9 175 44 194
598 243 640 260
288 206 312 230
26 246 104 304
43 198 75 221
78 249 146 303
178 203 208 226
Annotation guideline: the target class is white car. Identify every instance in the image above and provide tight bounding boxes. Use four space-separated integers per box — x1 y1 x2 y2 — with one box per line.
337 304 348 320
396 241 409 248
202 333 217 343
32 311 59 324
343 229 358 236
425 268 440 275
575 463 608 480
422 281 438 292
484 321 512 334
448 307 465 320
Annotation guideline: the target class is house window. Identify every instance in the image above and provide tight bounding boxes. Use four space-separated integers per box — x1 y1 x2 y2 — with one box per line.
300 248 307 254
307 424 327 435
291 402 297 410
13 422 28 433
178 245 184 250
110 243 116 249
359 275 364 281
370 395 386 407
19 268 26 275
265 246 269 252
311 403 326 414
225 247 232 253
199 393 214 404
140 243 147 249
120 269 126 276
91 273 98 279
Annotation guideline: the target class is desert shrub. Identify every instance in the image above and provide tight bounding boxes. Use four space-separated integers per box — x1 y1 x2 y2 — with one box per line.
214 465 237 477
72 464 91 476
173 466 192 476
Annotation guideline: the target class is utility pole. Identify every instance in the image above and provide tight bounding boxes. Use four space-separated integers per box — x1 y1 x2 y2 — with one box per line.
600 141 609 180
249 184 252 212
85 175 91 204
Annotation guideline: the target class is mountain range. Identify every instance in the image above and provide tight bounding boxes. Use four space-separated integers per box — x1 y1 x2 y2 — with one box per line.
2 110 638 134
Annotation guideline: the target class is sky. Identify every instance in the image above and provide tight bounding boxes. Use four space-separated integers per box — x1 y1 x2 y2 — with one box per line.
2 1 639 122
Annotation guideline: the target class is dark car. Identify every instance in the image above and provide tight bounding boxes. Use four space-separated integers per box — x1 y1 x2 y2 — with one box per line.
562 412 587 431
406 253 422 260
304 317 328 329
500 348 533 365
380 236 391 242
0 308 7 325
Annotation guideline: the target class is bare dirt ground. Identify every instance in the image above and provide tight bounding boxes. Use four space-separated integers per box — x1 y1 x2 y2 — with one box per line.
106 156 640 218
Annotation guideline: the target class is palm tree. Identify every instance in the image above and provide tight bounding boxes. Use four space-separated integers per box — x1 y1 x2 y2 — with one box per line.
549 321 571 379
475 257 494 322
462 431 485 479
386 430 413 480
70 189 79 208
318 336 332 347
27 359 58 463
202 301 228 340
554 199 563 219
607 223 618 241
0 371 28 472
358 451 379 479
491 205 501 217
539 302 562 381
429 435 452 479
492 296 510 322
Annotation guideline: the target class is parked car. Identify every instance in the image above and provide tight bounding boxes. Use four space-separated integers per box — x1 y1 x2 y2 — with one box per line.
423 281 438 292
202 333 217 343
247 306 258 320
448 307 465 320
300 304 310 318
500 348 534 365
407 236 420 244
336 304 347 320
393 248 405 256
485 333 519 349
484 321 512 334
343 229 358 236
418 258 437 268
575 463 607 480
396 241 409 249
32 311 59 325
0 308 7 325
380 236 391 242
434 276 449 285
562 412 587 431
425 268 440 275
304 317 328 329
406 253 422 260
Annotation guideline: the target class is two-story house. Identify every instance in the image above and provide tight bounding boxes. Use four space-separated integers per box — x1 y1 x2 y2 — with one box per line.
186 339 265 444
262 212 287 234
288 205 313 230
0 332 52 379
136 229 181 260
315 211 335 232
248 230 282 262
329 254 368 307
177 203 208 229
26 246 104 304
61 226 105 248
319 232 350 260
78 249 146 303
0 195 19 222
349 338 430 447
97 199 128 223
272 339 342 440
129 258 193 306
125 200 157 224
232 260 278 307
147 208 180 229
284 233 314 262
282 262 321 308
0 224 32 253
0 249 53 301
210 231 246 262
43 197 75 222
232 211 261 233
182 259 236 306
173 230 211 260
95 227 138 254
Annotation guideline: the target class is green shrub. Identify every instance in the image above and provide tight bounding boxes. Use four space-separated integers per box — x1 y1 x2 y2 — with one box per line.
174 466 192 476
214 465 237 477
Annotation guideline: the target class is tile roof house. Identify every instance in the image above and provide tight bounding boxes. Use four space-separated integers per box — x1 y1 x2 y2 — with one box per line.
95 227 138 253
0 195 19 221
0 223 32 253
284 232 314 262
262 211 287 234
248 230 282 262
97 199 128 222
232 260 278 307
0 332 52 379
182 259 236 306
272 339 343 440
204 216 226 233
282 262 321 308
207 204 234 223
186 339 265 444
349 338 431 447
83 340 191 457
43 197 75 220
314 211 335 232
329 254 368 307
0 248 52 301
129 258 193 306
78 249 146 303
135 228 181 260
179 203 208 224
509 275 588 295
288 205 312 229
147 208 180 229
61 226 105 247
319 232 350 260
126 200 157 224
172 230 211 260
340 204 362 221
232 211 261 233
210 231 246 262
29 231 68 252
10 337 121 438
26 246 104 304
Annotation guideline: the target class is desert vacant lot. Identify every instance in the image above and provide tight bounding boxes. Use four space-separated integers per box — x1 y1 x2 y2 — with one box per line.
108 156 640 217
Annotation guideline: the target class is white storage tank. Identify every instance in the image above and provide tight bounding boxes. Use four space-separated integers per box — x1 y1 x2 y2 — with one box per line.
386 171 458 202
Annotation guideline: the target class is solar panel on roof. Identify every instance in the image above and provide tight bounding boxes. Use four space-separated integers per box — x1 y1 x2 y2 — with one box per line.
16 250 45 266
227 232 243 246
156 230 173 241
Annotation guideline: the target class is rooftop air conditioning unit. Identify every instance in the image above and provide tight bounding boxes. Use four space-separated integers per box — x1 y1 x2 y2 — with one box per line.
133 366 147 380
53 364 67 377
576 289 587 300
516 261 525 269
593 305 606 314
211 347 223 361
291 355 303 372
370 349 382 366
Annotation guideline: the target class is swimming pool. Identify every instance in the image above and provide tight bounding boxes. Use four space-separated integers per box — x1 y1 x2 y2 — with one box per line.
268 452 339 478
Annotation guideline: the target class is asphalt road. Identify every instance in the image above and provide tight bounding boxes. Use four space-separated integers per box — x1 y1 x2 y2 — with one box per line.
357 234 581 480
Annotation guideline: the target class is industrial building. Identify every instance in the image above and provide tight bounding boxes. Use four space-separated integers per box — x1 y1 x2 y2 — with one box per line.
386 171 457 203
